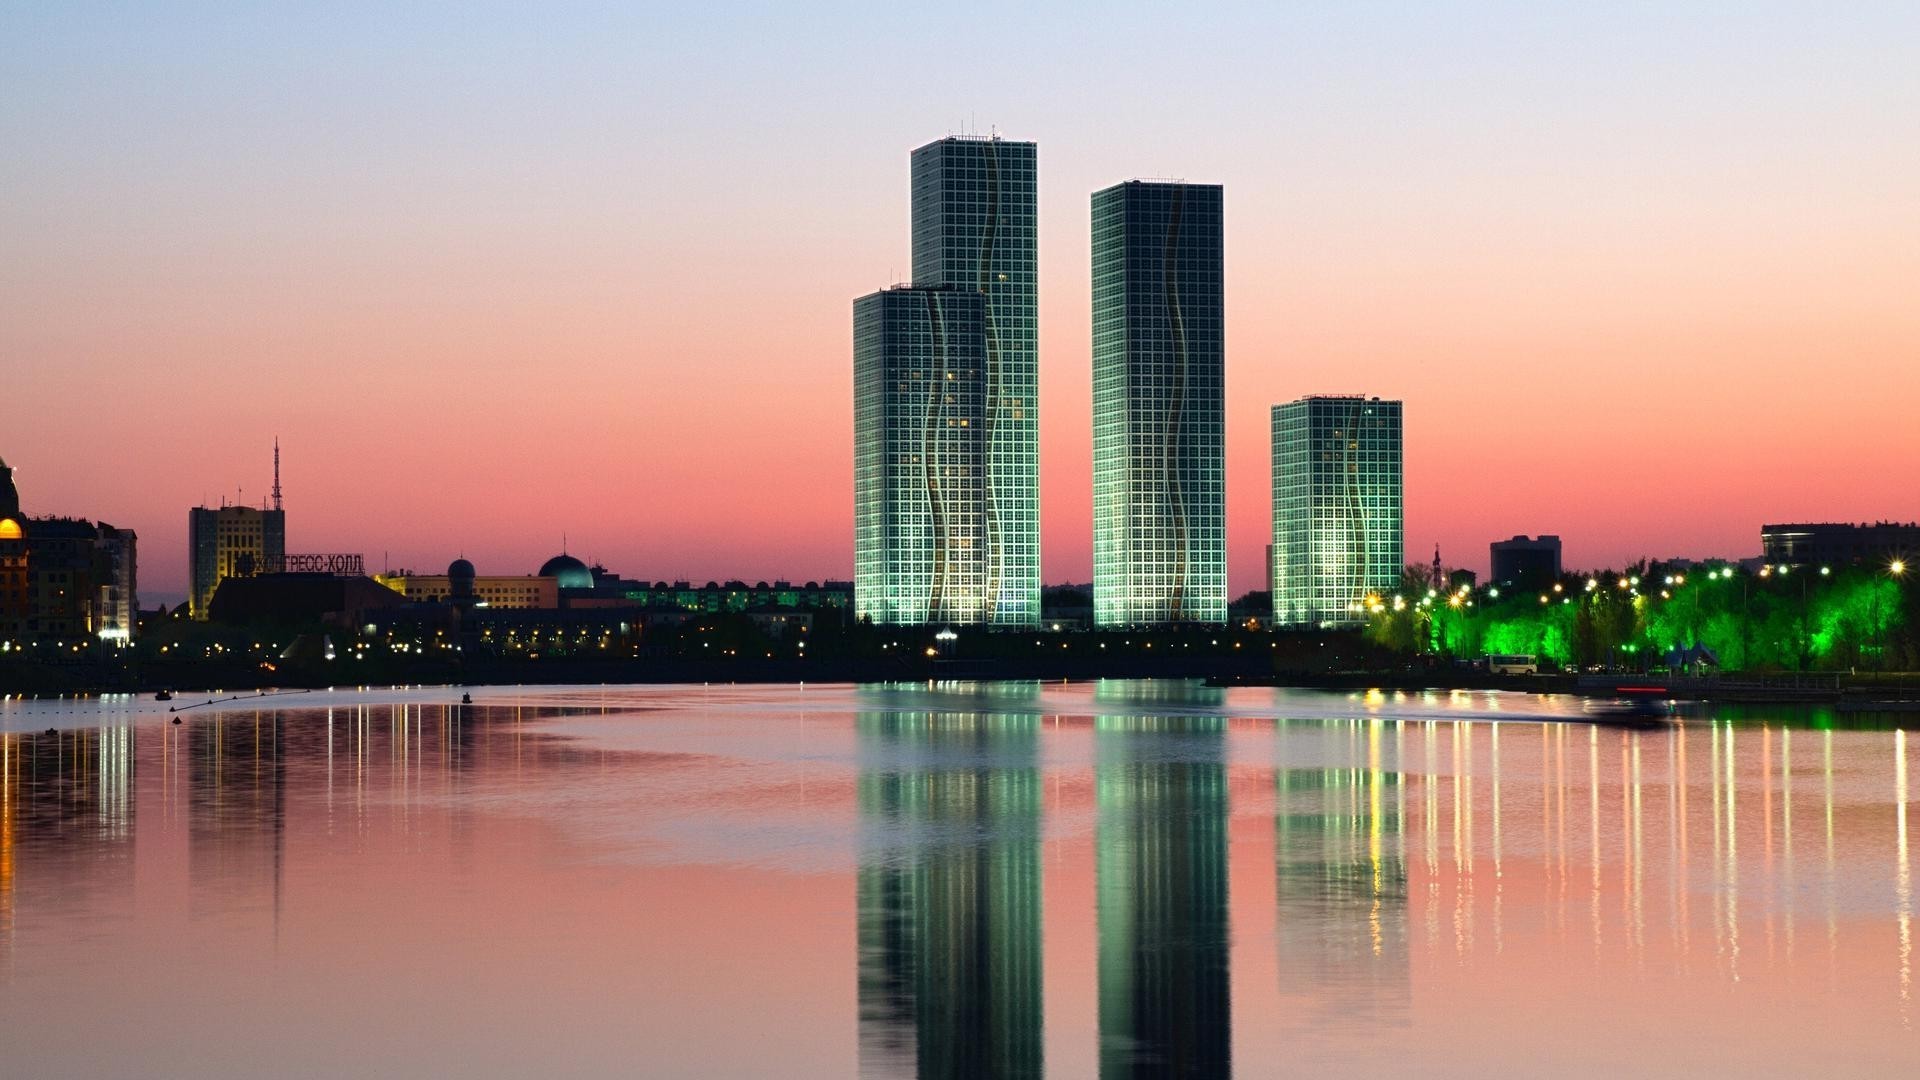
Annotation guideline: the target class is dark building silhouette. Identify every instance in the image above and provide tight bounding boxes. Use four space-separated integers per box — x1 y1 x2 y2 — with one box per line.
1489 534 1562 588
856 705 1044 1078
207 573 407 627
1095 685 1230 1077
0 458 23 640
0 456 137 646
19 518 137 642
1761 522 1919 569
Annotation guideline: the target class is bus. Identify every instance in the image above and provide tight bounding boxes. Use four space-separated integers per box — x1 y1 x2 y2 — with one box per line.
1486 654 1539 675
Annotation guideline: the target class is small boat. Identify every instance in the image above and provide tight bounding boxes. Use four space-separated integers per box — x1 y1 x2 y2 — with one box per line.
460 692 473 705
155 689 174 702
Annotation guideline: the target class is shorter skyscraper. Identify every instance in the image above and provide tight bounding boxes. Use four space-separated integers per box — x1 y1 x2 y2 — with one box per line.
854 285 992 625
1271 396 1404 627
189 503 285 620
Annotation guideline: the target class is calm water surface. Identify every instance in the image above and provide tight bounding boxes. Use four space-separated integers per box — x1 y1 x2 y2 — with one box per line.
1 681 1915 1077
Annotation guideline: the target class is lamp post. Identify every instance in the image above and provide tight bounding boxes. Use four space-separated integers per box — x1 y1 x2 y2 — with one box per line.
1877 559 1908 668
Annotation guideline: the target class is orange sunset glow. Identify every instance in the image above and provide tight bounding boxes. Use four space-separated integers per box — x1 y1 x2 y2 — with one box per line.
5 6 1915 598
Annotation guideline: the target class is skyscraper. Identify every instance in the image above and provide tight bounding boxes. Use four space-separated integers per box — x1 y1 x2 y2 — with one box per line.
1091 180 1226 626
910 135 1040 627
1271 396 1404 627
187 446 287 620
853 285 992 625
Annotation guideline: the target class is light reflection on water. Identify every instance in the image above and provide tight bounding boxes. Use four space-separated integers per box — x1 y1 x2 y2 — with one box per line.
0 681 1916 1077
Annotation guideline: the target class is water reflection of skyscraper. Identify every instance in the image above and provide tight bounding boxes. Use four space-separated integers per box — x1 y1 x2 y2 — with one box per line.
1275 720 1410 1026
855 709 1043 1079
1097 713 1230 1078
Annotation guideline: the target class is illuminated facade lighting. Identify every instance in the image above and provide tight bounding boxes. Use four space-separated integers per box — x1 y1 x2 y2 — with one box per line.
910 135 1040 627
188 504 285 620
854 286 992 625
1092 180 1226 626
1271 396 1404 627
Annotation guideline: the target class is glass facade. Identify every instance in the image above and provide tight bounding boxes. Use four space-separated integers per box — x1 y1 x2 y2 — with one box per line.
856 706 1043 1077
1091 181 1226 626
853 286 992 625
1095 692 1231 1073
1271 396 1404 627
911 136 1040 627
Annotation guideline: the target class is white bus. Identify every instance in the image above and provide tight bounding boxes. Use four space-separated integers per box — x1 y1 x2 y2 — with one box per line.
1486 654 1539 675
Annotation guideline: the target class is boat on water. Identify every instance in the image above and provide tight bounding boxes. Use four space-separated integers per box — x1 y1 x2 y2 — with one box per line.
154 689 173 702
1581 695 1678 727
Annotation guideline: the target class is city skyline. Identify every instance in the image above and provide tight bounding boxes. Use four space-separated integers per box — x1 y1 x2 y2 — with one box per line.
7 5 1918 599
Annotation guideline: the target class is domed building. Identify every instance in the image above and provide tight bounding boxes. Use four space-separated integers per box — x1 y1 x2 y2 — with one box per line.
0 455 137 644
539 553 595 591
447 558 477 607
377 557 558 610
0 456 25 636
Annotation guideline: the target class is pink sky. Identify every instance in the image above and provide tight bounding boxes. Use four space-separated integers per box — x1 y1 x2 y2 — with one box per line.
4 6 1917 599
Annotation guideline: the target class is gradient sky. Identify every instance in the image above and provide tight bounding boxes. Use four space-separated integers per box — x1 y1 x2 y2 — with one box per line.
4 2 1917 600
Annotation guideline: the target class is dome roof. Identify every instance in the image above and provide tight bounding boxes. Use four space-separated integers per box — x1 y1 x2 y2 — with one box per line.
448 558 476 580
540 553 594 589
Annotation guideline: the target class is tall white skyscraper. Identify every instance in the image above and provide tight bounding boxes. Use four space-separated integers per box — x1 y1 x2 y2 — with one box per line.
1092 180 1227 626
910 135 1040 627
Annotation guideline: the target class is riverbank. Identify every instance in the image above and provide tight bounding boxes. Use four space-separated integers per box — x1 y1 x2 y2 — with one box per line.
9 652 1919 707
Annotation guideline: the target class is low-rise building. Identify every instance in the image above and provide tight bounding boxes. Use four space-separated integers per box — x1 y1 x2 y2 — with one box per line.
376 570 559 610
1761 522 1919 569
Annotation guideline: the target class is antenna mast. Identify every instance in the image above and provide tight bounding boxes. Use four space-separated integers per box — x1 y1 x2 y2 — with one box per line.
272 438 283 511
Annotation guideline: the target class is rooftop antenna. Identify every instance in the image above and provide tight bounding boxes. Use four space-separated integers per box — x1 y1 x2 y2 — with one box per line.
272 438 282 512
